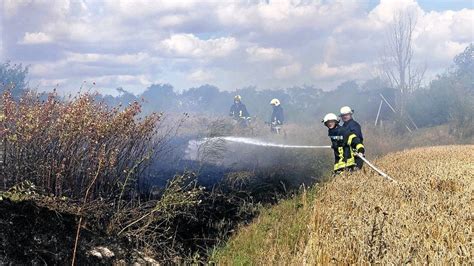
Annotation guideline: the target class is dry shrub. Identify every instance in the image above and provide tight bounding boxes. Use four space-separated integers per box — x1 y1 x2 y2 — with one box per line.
297 145 473 264
1 90 160 200
108 173 204 259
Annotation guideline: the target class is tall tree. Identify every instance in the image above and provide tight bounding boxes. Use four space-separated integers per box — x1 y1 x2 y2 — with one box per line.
380 11 425 116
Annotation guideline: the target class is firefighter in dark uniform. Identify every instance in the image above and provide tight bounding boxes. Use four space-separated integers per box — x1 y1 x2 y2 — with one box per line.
322 113 365 174
340 106 364 169
269 98 284 133
270 98 284 125
229 95 250 126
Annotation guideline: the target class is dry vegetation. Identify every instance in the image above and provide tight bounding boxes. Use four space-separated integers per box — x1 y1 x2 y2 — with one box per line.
1 89 472 263
214 145 473 264
0 90 323 263
0 90 206 263
1 90 159 199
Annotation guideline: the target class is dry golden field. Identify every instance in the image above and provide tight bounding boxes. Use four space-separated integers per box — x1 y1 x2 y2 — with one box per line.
215 145 473 264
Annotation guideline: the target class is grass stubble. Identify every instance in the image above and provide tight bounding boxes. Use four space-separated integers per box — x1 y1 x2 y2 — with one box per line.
215 145 473 264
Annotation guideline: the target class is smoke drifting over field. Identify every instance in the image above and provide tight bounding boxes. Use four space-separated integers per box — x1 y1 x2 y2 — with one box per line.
143 119 333 188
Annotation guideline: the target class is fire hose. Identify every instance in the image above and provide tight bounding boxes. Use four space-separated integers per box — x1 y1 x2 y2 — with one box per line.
195 137 396 182
354 152 397 183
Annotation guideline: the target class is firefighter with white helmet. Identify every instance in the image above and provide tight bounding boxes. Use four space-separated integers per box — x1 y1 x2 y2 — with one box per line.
323 112 364 174
340 106 353 115
229 94 250 126
269 98 284 134
340 105 364 169
270 99 284 122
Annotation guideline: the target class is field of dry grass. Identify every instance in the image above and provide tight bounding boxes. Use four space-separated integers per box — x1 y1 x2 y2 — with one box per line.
214 145 473 264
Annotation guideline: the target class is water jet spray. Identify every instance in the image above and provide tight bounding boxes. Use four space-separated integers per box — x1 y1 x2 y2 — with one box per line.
185 136 395 182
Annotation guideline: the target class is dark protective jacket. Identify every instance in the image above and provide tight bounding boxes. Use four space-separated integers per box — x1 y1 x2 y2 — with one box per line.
342 119 363 142
271 105 284 125
229 102 250 118
328 125 365 172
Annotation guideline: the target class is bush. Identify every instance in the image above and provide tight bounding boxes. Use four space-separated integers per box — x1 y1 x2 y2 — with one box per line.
1 90 160 200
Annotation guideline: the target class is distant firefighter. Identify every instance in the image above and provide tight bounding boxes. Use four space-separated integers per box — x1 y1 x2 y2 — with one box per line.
229 95 250 118
340 106 364 169
322 113 365 174
229 95 250 127
269 98 284 134
270 98 284 125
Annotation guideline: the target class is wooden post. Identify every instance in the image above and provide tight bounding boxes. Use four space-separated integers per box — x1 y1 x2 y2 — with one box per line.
407 114 419 130
379 93 413 133
379 93 396 113
375 99 383 126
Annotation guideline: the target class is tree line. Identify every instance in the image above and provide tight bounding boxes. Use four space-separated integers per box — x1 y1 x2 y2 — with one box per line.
1 44 473 137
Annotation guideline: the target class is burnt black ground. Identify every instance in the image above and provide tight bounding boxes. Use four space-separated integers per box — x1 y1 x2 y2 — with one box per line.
0 199 131 265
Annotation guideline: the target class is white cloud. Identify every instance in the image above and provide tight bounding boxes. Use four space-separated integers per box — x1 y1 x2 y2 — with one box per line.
33 78 67 87
322 0 473 82
3 0 473 93
413 8 474 65
246 45 287 61
187 69 214 83
311 62 371 80
157 15 189 27
105 0 203 18
30 63 60 77
217 0 363 33
65 52 151 65
29 51 156 77
4 0 72 19
160 34 238 58
274 63 301 79
93 75 151 86
369 0 423 25
20 32 53 44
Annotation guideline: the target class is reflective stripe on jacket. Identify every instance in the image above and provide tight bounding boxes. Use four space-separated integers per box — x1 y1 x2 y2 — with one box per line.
328 125 364 171
271 105 284 124
342 119 363 142
229 103 250 118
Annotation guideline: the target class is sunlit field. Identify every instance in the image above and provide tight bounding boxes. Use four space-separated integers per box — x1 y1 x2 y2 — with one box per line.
214 145 474 264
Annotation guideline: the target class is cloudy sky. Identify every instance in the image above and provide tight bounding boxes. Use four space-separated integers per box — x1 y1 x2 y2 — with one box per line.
1 0 473 95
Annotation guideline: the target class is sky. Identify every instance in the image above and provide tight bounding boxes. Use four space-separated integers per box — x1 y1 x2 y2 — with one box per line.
1 0 473 95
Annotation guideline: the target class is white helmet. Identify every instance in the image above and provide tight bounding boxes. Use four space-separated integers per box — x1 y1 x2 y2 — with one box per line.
340 106 353 116
322 113 339 123
270 98 280 106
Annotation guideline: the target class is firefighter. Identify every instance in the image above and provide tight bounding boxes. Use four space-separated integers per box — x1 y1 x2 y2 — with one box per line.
270 98 284 125
269 98 284 133
229 95 250 126
340 106 364 169
322 113 365 174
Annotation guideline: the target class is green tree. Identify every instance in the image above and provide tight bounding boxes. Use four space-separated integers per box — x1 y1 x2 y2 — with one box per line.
453 43 473 79
0 62 29 97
